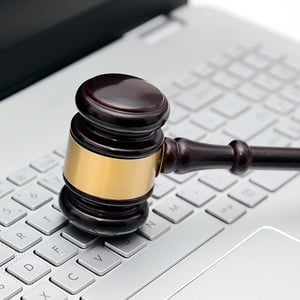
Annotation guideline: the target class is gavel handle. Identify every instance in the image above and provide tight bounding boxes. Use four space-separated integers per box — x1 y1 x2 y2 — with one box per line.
161 137 300 175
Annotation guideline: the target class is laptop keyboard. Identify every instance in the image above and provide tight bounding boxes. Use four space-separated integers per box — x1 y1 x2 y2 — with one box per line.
1 42 300 299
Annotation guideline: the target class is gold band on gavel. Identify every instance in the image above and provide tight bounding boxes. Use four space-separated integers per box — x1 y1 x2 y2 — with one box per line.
63 135 163 201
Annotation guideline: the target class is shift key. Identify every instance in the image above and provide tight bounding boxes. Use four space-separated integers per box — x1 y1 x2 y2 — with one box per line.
82 213 223 300
224 107 277 140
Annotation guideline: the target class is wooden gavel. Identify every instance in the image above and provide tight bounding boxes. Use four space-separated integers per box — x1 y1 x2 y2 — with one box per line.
59 74 300 236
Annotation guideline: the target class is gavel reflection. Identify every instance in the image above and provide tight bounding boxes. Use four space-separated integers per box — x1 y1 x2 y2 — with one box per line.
59 74 300 236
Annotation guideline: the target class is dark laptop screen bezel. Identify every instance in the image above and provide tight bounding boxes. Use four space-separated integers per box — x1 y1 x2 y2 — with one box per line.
0 0 186 100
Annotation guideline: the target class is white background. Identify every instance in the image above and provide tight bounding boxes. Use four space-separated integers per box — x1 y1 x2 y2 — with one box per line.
190 0 300 43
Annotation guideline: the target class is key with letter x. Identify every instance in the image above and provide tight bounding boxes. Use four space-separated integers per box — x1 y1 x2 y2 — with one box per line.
22 282 67 300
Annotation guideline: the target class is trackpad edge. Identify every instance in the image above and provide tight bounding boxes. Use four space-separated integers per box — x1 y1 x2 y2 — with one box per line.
170 227 300 300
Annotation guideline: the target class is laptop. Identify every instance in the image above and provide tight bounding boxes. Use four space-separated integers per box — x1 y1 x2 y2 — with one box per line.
1 1 300 299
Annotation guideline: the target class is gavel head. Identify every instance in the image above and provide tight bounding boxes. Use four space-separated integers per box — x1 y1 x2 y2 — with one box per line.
59 74 170 236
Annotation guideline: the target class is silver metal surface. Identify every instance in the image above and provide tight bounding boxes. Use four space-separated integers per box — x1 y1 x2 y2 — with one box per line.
0 5 300 299
82 213 224 300
169 228 300 300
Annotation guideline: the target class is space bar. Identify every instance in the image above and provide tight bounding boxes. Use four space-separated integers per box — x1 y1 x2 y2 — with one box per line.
82 213 224 300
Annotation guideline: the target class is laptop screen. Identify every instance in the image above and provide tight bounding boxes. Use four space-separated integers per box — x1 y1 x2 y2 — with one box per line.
0 0 186 101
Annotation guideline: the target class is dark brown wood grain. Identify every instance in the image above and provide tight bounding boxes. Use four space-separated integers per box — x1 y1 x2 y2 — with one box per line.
161 138 300 175
60 73 300 237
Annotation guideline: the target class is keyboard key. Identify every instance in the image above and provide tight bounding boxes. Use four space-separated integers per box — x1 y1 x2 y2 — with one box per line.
0 223 42 252
27 207 67 235
153 196 193 224
0 273 22 299
177 181 216 207
211 71 241 89
35 236 78 266
0 244 15 266
0 199 27 226
202 132 232 145
61 224 98 248
52 202 61 214
165 172 195 184
243 52 271 70
105 234 146 258
257 47 284 61
284 57 300 72
280 85 300 104
238 83 267 102
162 84 180 98
51 264 95 294
0 180 14 199
152 176 176 199
169 120 205 140
174 73 198 89
225 44 248 58
227 62 256 80
138 213 171 240
30 154 60 173
54 145 67 158
268 63 297 81
224 107 277 140
7 167 37 186
191 109 225 131
78 245 121 276
174 82 222 111
12 184 53 210
250 170 298 192
7 255 50 284
291 108 300 123
22 282 67 300
193 63 215 77
275 120 300 139
228 183 268 207
253 73 282 91
209 53 231 68
212 94 249 118
264 94 294 115
168 104 188 124
206 197 246 224
38 170 64 194
239 41 259 51
82 213 224 300
250 128 290 147
198 170 237 192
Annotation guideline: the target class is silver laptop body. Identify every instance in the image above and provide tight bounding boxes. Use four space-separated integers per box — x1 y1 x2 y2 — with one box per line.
1 3 300 300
